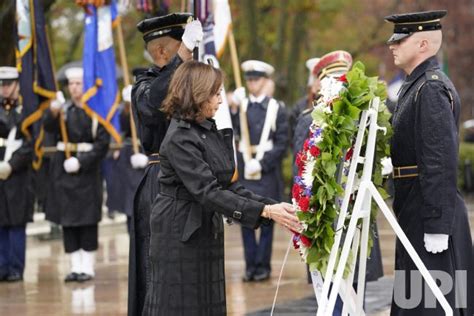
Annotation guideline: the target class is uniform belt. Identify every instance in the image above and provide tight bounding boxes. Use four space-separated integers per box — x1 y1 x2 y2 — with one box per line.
0 138 6 147
392 165 418 179
148 153 160 165
160 185 194 201
57 141 93 152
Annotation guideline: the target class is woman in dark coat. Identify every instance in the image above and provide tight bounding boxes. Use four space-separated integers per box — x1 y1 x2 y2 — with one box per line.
142 61 302 315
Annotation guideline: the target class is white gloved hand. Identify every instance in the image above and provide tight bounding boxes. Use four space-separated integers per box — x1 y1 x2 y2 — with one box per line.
381 157 393 176
245 159 262 176
63 157 80 174
231 87 246 105
122 85 132 103
181 20 203 51
130 153 148 169
50 91 66 111
424 233 449 254
0 162 12 180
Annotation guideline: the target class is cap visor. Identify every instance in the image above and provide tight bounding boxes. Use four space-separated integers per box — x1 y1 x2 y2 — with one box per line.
387 33 411 44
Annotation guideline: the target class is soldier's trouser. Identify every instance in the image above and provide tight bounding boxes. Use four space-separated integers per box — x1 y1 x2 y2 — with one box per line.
0 225 26 276
241 222 274 272
63 225 98 253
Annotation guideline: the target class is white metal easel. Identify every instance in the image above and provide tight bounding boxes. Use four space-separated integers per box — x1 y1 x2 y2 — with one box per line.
312 97 453 316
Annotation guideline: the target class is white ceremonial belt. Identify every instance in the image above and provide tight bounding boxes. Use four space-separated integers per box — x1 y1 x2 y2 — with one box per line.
239 140 274 155
57 141 93 152
0 138 23 150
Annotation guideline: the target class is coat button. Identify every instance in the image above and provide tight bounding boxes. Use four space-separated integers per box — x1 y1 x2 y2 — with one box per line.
232 211 242 219
202 134 206 139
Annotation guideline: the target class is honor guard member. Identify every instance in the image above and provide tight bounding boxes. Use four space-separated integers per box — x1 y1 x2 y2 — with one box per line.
293 51 352 174
129 13 203 316
103 85 147 232
231 60 289 282
0 66 34 282
386 10 473 315
289 57 320 141
43 67 110 283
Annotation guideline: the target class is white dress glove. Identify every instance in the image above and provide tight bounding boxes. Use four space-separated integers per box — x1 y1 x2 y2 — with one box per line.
381 157 393 176
50 91 66 111
232 87 246 105
424 233 449 254
0 162 12 180
130 153 148 169
122 85 132 103
245 159 262 176
181 20 203 51
63 157 81 174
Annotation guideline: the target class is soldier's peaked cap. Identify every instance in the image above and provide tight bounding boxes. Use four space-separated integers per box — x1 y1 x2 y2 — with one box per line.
312 50 352 81
384 10 447 44
137 13 193 43
241 60 274 79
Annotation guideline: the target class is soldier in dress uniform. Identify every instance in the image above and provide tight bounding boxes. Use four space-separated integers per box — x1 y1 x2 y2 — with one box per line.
43 67 110 283
231 60 289 282
293 51 352 174
385 10 473 315
0 66 34 282
103 85 148 232
128 13 203 316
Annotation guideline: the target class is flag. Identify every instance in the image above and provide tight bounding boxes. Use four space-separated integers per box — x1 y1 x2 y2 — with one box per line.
16 0 57 169
211 0 231 58
82 0 121 143
198 0 233 130
16 0 57 136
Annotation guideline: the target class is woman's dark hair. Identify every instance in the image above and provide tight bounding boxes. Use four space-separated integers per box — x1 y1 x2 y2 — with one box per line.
162 61 224 122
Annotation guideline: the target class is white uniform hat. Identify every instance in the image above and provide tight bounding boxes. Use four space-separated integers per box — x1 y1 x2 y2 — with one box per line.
0 67 19 80
305 57 320 86
241 60 274 79
65 67 84 81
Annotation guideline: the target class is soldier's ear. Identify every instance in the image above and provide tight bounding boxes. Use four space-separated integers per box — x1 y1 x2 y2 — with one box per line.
419 38 429 53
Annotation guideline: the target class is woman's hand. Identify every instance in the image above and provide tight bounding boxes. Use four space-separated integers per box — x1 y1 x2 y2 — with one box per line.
262 203 303 233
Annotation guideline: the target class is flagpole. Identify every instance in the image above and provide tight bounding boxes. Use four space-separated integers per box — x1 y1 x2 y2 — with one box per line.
59 111 71 159
228 27 242 88
115 16 140 154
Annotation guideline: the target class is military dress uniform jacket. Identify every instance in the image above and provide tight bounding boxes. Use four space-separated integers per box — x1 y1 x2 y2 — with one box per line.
43 102 110 227
128 55 183 316
0 106 34 227
231 97 289 200
390 56 473 315
143 118 274 316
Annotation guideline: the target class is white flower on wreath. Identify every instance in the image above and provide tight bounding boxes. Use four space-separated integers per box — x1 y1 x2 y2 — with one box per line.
302 159 316 189
319 76 345 104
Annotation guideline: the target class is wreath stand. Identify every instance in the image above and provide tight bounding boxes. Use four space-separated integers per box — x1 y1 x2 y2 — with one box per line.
309 97 454 316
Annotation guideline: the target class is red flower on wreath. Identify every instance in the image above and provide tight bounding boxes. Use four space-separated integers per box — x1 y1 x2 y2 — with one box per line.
338 74 347 83
298 196 310 212
292 183 303 199
300 235 312 247
295 151 305 169
309 146 321 157
303 138 310 151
